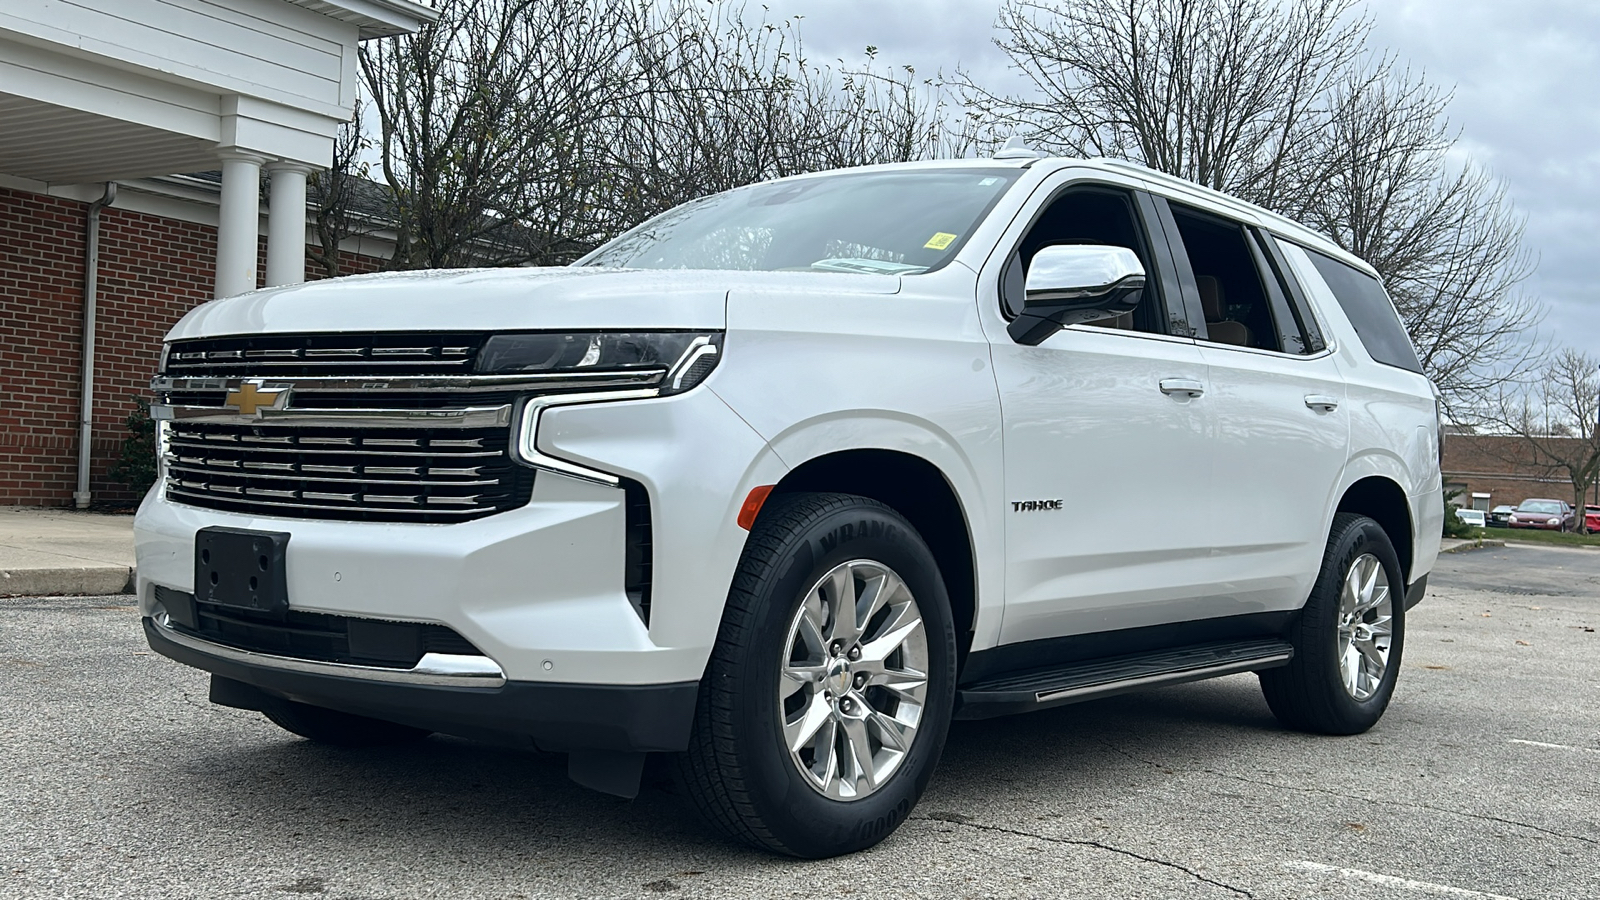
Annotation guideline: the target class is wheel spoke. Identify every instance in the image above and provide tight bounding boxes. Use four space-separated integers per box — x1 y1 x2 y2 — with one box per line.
858 604 922 665
854 570 896 638
869 666 928 703
824 566 858 642
1365 615 1393 639
866 705 912 753
781 664 826 700
1341 645 1361 693
784 691 834 753
840 715 877 794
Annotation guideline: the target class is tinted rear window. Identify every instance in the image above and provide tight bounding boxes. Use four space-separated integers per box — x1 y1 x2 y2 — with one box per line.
1304 249 1423 373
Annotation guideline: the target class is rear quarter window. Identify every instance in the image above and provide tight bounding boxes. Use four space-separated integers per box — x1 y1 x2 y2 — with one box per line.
1303 248 1423 374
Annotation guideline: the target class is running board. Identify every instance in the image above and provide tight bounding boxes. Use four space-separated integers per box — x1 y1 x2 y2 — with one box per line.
955 638 1294 720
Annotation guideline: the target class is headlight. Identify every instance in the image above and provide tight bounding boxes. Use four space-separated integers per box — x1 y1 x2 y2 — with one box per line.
1548 517 1560 525
476 331 722 395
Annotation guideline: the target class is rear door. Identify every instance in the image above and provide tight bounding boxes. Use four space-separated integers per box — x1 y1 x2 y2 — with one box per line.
1154 197 1350 612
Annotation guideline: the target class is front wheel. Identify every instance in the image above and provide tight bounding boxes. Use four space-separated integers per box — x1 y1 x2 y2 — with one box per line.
678 492 957 858
1261 512 1405 734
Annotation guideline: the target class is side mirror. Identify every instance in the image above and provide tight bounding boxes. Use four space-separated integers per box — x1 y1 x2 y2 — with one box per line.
1007 245 1147 345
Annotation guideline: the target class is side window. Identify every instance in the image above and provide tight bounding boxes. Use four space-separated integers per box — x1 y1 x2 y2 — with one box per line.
1166 203 1288 352
1303 247 1424 374
1256 231 1326 354
1001 187 1168 335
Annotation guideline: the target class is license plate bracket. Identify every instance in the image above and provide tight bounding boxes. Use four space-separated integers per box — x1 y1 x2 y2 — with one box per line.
194 526 290 616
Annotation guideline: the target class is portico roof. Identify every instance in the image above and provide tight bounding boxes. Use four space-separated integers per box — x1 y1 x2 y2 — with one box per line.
285 0 440 39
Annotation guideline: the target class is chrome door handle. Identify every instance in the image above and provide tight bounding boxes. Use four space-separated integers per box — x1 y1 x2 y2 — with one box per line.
1159 378 1205 398
1304 394 1340 412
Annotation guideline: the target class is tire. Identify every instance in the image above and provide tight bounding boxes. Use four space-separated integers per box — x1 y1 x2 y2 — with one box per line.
1260 512 1405 735
677 492 958 858
263 700 432 748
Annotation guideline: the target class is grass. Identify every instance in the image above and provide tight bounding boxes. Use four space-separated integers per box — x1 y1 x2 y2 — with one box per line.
1464 526 1600 548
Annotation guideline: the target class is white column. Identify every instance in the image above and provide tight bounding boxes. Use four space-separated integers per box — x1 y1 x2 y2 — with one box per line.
215 151 266 298
265 161 313 287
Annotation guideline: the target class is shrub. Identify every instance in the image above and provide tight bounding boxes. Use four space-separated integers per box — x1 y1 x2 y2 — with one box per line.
109 398 157 495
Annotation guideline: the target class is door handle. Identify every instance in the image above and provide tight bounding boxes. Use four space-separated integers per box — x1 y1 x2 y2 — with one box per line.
1304 394 1340 412
1159 378 1205 398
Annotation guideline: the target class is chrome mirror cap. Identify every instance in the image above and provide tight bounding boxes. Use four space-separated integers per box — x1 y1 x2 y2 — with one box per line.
1009 245 1148 345
1024 245 1146 302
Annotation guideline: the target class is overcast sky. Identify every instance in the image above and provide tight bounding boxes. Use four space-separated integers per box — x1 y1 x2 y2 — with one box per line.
763 0 1600 361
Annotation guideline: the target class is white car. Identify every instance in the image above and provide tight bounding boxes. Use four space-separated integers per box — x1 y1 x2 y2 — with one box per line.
1454 508 1487 528
136 155 1443 858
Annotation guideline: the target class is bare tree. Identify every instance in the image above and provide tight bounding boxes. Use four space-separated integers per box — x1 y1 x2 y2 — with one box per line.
956 0 1540 409
1489 349 1600 532
599 5 949 231
305 100 372 279
358 0 655 269
356 0 950 269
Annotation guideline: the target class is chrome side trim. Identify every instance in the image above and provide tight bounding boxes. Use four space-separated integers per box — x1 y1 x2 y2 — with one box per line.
514 388 661 486
150 614 507 688
1032 652 1292 704
151 404 514 428
152 370 665 394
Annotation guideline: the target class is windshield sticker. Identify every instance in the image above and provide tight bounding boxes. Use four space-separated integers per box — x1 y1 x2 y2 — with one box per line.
979 177 1002 186
924 232 958 250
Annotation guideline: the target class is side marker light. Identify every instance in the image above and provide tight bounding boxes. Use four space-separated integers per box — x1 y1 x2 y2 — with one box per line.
737 485 776 530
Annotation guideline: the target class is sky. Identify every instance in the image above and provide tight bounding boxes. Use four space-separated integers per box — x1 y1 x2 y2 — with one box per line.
762 0 1600 361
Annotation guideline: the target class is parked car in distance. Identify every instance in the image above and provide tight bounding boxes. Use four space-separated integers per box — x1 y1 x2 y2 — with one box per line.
1488 505 1515 528
1585 505 1600 533
1509 499 1574 531
1453 508 1486 528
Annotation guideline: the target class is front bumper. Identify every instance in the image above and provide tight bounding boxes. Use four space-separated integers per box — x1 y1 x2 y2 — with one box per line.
145 616 697 752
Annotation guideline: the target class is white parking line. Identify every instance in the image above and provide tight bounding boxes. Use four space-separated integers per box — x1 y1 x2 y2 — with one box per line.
1510 739 1600 754
1285 861 1523 900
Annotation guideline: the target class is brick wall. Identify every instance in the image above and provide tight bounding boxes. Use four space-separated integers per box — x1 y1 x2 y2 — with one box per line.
0 185 386 508
1441 432 1599 511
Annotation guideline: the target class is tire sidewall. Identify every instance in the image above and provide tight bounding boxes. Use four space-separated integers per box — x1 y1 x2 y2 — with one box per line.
733 498 957 857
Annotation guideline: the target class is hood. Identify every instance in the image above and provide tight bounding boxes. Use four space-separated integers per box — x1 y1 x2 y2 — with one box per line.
166 267 900 340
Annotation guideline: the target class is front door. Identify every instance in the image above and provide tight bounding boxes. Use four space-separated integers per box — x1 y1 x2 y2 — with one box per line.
986 183 1217 646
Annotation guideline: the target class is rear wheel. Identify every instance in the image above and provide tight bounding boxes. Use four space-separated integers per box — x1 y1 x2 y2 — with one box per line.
263 700 432 747
1261 513 1405 735
678 492 957 858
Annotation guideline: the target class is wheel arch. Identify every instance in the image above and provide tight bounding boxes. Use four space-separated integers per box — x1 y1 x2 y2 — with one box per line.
767 449 979 669
1335 475 1414 585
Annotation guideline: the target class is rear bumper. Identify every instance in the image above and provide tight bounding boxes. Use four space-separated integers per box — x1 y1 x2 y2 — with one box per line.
144 616 697 753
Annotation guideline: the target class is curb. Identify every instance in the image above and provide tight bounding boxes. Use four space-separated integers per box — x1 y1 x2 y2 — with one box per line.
1439 539 1506 554
0 566 136 597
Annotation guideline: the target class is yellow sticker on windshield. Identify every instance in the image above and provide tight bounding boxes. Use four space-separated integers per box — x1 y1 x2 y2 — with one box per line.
924 232 957 250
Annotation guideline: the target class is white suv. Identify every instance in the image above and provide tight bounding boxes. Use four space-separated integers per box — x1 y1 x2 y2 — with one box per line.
136 156 1443 858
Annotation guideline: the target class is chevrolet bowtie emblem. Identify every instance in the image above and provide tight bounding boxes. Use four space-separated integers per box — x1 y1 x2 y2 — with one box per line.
224 380 291 416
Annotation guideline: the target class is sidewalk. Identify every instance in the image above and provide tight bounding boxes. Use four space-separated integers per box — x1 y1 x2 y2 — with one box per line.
0 507 136 597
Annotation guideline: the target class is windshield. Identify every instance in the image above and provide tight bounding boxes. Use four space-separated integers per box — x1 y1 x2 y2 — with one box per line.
1518 501 1562 514
579 168 1022 274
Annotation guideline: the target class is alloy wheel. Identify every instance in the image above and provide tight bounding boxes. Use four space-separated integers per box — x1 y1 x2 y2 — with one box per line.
778 559 929 800
1336 552 1393 701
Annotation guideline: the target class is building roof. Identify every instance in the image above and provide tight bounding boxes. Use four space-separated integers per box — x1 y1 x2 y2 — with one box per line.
284 0 439 39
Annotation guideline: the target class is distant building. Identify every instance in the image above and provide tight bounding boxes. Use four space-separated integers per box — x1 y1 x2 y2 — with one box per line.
1442 431 1597 512
0 0 434 507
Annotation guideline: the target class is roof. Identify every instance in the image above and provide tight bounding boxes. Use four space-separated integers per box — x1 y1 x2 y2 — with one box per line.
283 0 439 39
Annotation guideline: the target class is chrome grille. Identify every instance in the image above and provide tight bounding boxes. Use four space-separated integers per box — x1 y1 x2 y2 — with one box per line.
165 422 533 523
165 333 485 377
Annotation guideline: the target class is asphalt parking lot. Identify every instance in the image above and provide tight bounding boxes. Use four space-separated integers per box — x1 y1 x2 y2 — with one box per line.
3 544 1596 900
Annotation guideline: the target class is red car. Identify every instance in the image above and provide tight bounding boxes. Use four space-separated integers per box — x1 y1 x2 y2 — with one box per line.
1508 499 1574 531
1586 505 1600 533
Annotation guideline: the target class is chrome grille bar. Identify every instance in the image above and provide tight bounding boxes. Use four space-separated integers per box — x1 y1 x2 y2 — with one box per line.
151 370 663 394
